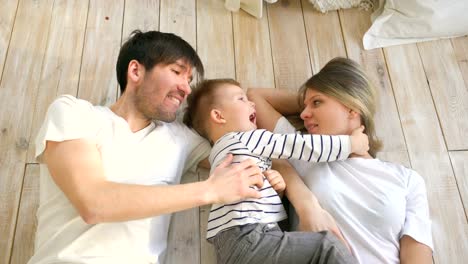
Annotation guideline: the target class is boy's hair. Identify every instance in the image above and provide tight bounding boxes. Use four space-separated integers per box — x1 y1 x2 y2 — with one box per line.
184 78 241 139
299 57 383 157
116 30 204 94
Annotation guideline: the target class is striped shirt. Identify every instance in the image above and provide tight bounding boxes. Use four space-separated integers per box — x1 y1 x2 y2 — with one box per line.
206 129 351 239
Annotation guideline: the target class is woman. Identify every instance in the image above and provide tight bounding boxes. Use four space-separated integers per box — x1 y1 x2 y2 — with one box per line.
248 57 433 263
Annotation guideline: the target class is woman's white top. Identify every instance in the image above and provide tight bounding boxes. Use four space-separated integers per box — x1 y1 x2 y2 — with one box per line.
275 117 433 264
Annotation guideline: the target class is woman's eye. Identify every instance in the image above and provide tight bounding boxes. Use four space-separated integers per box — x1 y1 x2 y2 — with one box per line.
313 100 320 106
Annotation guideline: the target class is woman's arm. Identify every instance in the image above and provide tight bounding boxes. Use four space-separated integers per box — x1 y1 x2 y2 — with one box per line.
247 88 301 131
272 159 350 251
400 235 432 264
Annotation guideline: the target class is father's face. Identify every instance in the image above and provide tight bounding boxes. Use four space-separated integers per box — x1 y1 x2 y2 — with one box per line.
135 60 193 122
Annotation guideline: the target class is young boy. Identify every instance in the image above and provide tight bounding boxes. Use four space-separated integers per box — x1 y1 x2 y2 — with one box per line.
184 79 367 264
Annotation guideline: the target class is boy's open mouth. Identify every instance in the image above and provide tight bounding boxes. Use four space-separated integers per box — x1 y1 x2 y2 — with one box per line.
249 112 256 124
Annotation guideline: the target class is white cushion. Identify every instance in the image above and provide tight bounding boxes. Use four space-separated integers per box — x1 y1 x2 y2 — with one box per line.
363 0 468 50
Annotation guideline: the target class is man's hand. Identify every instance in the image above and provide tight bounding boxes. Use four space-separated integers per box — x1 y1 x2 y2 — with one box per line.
298 205 352 253
350 125 369 155
263 169 286 197
206 154 264 204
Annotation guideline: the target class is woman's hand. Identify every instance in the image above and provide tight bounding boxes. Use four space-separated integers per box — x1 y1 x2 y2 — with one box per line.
263 169 286 197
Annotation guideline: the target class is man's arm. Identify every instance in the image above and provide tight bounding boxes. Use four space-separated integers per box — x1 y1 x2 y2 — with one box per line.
400 235 432 264
247 88 301 131
44 139 263 224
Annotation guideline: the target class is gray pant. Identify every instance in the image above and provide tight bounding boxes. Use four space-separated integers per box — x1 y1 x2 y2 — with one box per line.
210 223 357 264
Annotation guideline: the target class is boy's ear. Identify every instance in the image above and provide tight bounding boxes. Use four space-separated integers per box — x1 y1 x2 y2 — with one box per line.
210 109 226 124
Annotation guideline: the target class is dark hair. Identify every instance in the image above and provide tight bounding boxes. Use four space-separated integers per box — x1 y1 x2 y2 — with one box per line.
116 30 204 94
184 78 241 139
299 57 382 157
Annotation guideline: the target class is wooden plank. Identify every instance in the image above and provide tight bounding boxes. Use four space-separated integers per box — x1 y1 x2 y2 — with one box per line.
198 167 215 264
26 0 89 163
339 8 408 164
451 36 468 91
0 0 18 83
411 154 467 264
301 1 346 72
166 168 202 264
384 44 468 264
159 1 200 263
195 1 236 262
0 0 54 263
122 0 159 42
233 5 275 88
160 0 196 48
197 0 235 79
449 151 468 218
77 0 124 105
10 164 40 264
418 40 468 150
267 0 311 91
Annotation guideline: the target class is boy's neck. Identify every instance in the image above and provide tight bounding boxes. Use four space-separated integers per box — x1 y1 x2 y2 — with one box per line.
209 125 236 144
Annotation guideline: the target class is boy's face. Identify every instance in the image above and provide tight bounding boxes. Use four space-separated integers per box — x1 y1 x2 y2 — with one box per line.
215 84 257 132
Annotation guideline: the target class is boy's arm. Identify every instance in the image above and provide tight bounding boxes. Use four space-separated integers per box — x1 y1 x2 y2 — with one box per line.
44 139 264 224
239 130 355 162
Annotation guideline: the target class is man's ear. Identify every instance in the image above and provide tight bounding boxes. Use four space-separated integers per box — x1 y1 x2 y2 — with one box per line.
210 109 226 124
127 60 144 84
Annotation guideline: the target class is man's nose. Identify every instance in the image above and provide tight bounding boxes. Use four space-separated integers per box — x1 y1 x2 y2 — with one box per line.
178 81 191 97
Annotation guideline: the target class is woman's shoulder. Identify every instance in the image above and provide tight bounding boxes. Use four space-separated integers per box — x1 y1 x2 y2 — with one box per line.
371 158 426 185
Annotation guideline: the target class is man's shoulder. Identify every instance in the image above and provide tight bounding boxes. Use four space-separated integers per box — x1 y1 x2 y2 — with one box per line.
47 95 99 118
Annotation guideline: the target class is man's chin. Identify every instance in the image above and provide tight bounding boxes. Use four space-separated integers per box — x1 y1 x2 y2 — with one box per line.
151 112 177 123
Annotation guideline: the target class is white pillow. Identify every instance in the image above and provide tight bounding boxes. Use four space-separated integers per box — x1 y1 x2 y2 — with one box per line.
363 0 468 50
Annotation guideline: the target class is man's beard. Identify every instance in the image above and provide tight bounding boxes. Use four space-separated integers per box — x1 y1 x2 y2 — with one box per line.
135 96 177 123
150 108 176 122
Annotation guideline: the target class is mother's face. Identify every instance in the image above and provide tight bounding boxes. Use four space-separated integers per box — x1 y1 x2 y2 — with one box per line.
300 89 358 135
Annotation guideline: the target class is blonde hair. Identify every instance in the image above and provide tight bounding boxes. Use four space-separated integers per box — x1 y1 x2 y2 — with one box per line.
299 57 383 157
183 78 240 140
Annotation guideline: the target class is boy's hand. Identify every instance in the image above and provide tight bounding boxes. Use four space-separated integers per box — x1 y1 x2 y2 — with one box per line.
350 125 369 155
263 169 286 196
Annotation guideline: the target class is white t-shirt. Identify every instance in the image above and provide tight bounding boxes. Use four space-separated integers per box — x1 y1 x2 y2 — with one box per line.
275 117 433 264
29 95 210 264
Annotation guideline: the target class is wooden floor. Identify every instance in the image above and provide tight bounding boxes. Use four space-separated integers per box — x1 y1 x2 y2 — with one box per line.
0 0 467 263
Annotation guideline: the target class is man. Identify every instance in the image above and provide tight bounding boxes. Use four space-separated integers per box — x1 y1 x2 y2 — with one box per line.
28 30 264 264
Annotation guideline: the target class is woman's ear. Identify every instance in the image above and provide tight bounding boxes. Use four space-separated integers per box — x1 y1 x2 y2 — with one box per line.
210 109 226 124
348 109 360 119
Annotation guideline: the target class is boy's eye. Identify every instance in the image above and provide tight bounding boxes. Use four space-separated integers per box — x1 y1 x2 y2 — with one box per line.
172 69 180 75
